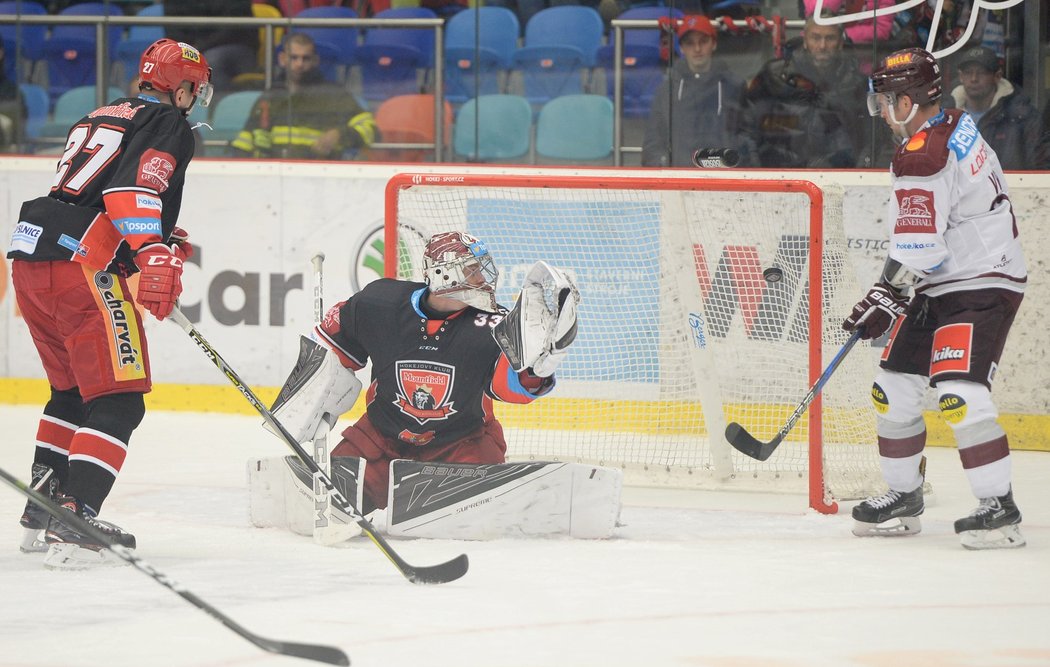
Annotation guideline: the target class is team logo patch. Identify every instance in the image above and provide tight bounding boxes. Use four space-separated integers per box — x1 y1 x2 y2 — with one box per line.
895 188 936 234
137 149 176 192
394 360 456 425
905 131 926 152
930 323 973 377
398 429 436 446
870 382 889 414
938 393 967 424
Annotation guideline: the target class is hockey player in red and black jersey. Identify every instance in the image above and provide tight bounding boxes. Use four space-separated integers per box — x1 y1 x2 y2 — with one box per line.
267 231 580 517
843 48 1027 549
7 39 213 568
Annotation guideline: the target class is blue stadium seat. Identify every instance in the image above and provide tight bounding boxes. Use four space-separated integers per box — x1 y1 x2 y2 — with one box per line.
291 6 359 83
511 6 603 106
38 85 124 141
353 7 437 104
18 82 48 141
595 7 682 117
535 94 612 162
443 7 519 105
453 94 532 162
114 3 164 85
0 1 47 82
204 90 261 155
42 3 125 103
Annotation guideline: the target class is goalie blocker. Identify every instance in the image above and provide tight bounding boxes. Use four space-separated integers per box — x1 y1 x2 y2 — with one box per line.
248 457 622 540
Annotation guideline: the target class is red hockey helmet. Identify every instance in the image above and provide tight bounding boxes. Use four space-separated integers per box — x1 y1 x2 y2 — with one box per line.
139 38 214 107
867 47 942 116
422 231 499 312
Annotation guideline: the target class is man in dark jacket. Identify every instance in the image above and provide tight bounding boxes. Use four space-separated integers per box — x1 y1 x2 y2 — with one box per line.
642 15 745 168
740 15 868 168
949 46 1047 170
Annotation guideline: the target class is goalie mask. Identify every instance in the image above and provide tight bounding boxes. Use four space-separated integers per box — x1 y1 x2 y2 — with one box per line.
422 231 499 312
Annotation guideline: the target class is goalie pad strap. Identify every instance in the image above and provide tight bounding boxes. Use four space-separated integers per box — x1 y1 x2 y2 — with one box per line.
385 460 622 539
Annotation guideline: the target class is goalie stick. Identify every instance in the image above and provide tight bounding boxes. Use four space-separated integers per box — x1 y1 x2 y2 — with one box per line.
169 306 469 585
725 329 863 462
0 465 349 666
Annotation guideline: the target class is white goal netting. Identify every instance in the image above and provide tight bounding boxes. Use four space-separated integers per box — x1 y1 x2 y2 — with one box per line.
386 174 884 510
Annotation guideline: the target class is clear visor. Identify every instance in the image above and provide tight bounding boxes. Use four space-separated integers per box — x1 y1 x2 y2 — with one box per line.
867 91 895 117
194 81 214 108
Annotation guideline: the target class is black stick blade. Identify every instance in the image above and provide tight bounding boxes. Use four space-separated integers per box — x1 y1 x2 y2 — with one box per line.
258 639 350 666
725 422 781 462
405 553 469 585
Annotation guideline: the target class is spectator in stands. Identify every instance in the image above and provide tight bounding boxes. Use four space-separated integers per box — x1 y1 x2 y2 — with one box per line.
739 14 868 168
949 46 1047 170
0 35 26 151
230 33 377 160
801 0 895 46
642 15 746 168
163 0 259 89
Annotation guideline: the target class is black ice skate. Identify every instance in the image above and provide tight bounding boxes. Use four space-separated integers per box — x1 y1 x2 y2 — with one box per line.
851 487 924 536
43 493 136 569
18 464 57 553
954 489 1025 550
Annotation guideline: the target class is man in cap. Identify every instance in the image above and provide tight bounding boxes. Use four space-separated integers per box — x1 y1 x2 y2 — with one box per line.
642 15 746 167
949 46 1045 170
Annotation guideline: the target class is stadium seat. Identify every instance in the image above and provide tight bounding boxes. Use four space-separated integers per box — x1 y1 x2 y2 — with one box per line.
17 82 48 141
373 93 452 162
352 7 437 104
453 94 532 162
0 1 47 82
443 7 519 105
595 6 682 117
203 89 261 155
511 6 603 106
114 3 165 85
290 6 359 83
42 3 125 103
37 85 123 142
535 94 612 162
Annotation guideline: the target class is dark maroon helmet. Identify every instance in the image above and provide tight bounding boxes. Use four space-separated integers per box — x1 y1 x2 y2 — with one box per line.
870 48 942 107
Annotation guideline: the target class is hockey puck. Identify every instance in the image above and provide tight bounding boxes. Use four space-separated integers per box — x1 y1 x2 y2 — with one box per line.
763 267 784 283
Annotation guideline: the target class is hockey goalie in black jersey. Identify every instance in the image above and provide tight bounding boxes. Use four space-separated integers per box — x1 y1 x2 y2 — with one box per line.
254 232 621 541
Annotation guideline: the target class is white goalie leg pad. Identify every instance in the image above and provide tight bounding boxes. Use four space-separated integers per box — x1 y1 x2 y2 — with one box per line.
493 261 580 377
385 460 622 540
266 335 362 444
247 455 365 542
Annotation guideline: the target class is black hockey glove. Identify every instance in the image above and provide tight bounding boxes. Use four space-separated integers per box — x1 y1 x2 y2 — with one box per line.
843 282 908 340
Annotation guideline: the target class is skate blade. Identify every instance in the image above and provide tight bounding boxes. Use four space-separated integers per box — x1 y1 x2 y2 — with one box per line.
19 528 48 554
960 524 1026 550
42 543 129 570
852 516 922 537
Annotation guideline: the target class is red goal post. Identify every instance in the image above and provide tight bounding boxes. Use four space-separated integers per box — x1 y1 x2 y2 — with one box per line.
384 173 883 513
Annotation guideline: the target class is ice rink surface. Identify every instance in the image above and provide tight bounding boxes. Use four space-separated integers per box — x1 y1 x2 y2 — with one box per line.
1 404 1047 667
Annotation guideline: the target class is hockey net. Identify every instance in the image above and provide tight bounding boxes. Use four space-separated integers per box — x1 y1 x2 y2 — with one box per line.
384 173 884 512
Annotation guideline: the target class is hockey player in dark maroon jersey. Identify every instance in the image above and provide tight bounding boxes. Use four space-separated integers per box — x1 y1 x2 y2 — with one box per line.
7 39 213 568
843 48 1027 549
268 231 581 517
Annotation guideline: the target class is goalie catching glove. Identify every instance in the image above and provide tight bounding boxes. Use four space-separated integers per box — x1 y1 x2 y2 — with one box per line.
843 282 909 340
267 335 362 443
494 261 580 378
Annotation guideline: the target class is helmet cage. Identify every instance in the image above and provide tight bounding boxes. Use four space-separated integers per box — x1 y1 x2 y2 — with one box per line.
422 232 499 312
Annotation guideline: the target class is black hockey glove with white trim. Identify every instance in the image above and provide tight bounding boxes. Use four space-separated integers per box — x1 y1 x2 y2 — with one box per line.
843 282 909 340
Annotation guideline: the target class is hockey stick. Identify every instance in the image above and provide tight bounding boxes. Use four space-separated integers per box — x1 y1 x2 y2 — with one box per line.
725 329 863 462
0 466 349 666
169 306 469 585
308 252 357 546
